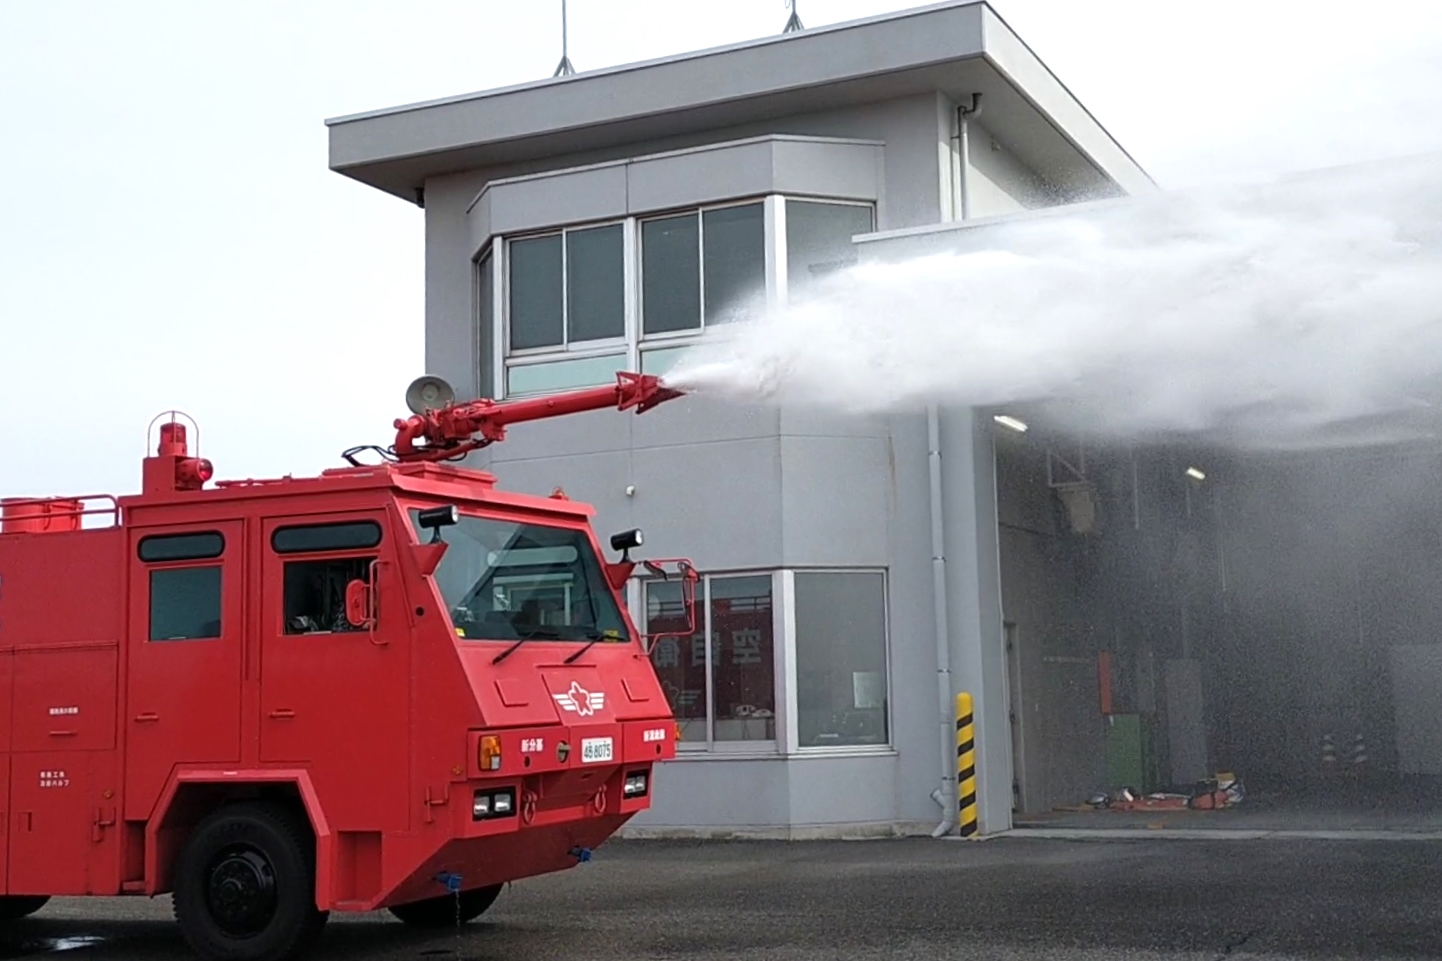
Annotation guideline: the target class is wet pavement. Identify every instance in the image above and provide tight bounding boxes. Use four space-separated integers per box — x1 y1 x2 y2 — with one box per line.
5 835 1442 960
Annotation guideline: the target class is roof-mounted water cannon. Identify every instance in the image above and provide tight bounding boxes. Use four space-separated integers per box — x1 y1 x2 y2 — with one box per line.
143 412 214 495
386 371 685 463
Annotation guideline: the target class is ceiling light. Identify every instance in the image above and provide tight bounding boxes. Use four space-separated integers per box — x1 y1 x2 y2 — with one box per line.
993 415 1028 433
1185 467 1206 481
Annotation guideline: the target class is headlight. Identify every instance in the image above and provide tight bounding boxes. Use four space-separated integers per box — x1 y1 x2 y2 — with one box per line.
472 788 516 820
623 772 648 797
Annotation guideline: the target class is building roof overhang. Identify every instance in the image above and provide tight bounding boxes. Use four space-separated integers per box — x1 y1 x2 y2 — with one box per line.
326 0 1153 203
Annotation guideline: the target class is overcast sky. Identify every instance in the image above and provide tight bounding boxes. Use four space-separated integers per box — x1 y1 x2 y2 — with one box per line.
3 0 1442 500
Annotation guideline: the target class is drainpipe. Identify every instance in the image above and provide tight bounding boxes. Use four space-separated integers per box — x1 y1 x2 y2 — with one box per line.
931 93 984 838
928 406 955 836
955 93 983 221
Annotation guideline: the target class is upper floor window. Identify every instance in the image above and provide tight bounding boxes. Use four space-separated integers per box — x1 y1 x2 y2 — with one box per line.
483 195 873 398
641 202 765 336
785 199 874 298
508 224 625 352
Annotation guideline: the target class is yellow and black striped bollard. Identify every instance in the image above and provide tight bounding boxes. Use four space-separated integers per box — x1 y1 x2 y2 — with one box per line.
956 692 978 837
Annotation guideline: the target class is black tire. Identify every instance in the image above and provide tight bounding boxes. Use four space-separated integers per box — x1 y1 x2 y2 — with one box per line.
172 802 328 961
0 896 49 921
387 884 502 928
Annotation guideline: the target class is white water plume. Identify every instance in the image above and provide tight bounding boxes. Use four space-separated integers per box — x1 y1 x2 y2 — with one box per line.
666 153 1442 450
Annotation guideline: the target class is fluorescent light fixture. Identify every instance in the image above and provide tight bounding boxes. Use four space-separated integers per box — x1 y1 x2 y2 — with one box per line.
993 415 1028 433
1185 467 1206 481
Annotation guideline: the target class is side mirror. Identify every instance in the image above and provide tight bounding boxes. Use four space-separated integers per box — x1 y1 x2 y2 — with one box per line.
638 558 701 655
344 578 374 628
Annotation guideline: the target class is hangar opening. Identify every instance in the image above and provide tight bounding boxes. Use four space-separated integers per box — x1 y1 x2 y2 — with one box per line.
994 417 1442 831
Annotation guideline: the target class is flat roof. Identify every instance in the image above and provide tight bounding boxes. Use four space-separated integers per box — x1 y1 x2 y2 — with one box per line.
326 0 1153 202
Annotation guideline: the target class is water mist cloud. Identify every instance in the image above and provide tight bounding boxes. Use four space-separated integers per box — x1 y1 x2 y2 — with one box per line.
665 153 1442 450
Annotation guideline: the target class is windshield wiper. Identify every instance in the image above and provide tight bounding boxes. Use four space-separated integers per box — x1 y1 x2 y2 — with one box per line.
491 628 562 665
562 632 610 665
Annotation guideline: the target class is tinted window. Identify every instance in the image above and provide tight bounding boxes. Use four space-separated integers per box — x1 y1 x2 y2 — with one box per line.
272 521 382 554
509 234 564 350
702 203 764 323
150 567 222 641
566 224 625 342
138 532 225 562
642 214 700 334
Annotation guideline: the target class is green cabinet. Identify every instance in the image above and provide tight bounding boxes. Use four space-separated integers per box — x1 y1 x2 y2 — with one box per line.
1105 713 1154 793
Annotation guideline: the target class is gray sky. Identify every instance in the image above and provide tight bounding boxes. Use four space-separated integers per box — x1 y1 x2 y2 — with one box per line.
3 0 1441 499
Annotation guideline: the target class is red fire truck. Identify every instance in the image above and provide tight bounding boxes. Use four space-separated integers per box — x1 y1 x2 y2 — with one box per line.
0 371 696 961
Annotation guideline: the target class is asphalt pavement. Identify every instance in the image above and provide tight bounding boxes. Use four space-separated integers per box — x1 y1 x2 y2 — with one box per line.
7 836 1442 960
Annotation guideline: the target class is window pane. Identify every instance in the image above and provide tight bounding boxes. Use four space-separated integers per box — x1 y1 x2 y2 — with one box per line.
272 521 382 554
786 200 873 299
640 345 695 376
150 566 222 641
710 575 775 742
509 235 563 350
477 252 494 397
407 510 632 644
138 532 224 562
642 214 700 334
566 225 624 342
506 354 623 396
795 571 888 747
703 203 765 324
647 580 708 743
283 557 375 634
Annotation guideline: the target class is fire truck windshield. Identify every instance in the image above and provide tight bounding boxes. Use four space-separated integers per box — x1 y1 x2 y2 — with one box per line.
407 509 632 644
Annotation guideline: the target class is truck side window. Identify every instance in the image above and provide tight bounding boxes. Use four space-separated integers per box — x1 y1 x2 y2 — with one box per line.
149 566 223 641
283 557 375 634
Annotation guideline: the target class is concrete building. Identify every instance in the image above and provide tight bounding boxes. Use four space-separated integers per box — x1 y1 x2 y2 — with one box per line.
327 2 1442 837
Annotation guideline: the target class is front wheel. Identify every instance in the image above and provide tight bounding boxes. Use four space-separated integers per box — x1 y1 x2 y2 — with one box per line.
0 896 49 921
173 802 328 961
388 884 502 928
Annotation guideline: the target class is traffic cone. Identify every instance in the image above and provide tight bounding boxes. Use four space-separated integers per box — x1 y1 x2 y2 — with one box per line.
1321 733 1337 775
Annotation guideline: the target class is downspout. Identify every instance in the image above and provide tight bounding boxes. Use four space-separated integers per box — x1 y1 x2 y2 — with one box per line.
931 93 985 838
955 93 983 221
928 406 955 837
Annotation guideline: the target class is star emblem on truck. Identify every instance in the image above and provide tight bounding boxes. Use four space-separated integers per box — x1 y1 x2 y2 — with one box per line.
553 681 604 717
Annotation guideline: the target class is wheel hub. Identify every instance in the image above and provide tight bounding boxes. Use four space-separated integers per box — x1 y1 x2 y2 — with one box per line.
206 846 278 937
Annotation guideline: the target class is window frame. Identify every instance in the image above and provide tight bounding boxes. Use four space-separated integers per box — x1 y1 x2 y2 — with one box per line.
502 220 630 358
639 568 784 757
481 195 875 400
785 567 894 756
634 566 894 758
636 197 768 344
780 196 877 305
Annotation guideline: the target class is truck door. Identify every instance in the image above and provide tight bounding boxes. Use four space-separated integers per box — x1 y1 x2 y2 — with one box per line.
124 521 245 822
258 514 409 831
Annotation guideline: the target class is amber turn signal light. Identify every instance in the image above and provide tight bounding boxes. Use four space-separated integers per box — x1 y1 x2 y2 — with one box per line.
479 735 502 771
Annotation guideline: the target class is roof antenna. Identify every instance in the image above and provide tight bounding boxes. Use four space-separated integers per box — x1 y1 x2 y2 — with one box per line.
553 0 576 77
782 0 803 33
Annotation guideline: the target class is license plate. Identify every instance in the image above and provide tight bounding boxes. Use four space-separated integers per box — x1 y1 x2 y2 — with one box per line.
580 737 613 764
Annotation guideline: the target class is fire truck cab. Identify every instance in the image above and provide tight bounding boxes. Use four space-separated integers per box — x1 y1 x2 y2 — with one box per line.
0 372 693 961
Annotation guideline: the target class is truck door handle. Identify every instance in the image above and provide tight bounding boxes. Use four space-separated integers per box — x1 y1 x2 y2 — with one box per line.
134 712 159 723
48 730 77 738
268 709 295 720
